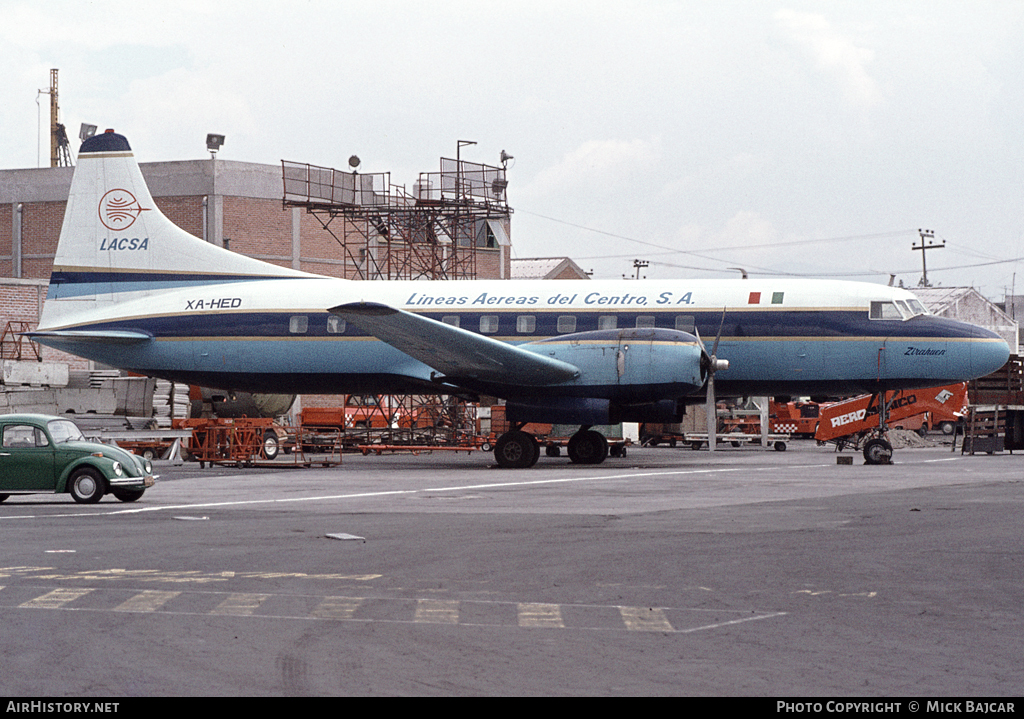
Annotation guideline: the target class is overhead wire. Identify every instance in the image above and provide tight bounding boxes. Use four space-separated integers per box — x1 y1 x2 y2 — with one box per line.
517 208 1024 279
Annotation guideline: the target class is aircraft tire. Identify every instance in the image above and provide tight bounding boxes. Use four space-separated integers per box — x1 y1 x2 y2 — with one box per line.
567 430 608 465
863 438 893 465
494 431 539 469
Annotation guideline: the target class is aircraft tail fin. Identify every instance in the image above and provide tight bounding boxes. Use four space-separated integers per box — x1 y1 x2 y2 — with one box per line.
40 130 310 327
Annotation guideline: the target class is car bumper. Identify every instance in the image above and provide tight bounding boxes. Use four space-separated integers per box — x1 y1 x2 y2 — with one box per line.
110 474 155 488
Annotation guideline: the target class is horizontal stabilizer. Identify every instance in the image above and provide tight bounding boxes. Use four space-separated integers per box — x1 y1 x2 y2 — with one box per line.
330 302 580 386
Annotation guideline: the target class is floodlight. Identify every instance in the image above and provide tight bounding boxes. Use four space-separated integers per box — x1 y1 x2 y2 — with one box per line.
206 134 225 154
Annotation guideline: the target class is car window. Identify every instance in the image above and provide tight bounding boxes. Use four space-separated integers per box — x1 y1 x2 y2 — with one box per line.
2 425 49 448
47 420 84 443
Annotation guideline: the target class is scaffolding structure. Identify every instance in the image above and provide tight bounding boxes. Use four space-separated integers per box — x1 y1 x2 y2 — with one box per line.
281 151 512 445
282 155 510 280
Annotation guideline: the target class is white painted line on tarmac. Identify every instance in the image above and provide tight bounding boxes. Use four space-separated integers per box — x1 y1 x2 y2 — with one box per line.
1 464 779 520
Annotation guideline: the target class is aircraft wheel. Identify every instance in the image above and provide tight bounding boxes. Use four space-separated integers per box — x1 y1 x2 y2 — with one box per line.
494 431 539 469
567 430 608 465
863 438 893 465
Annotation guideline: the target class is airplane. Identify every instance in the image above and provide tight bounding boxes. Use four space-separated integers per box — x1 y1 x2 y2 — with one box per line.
28 130 1011 467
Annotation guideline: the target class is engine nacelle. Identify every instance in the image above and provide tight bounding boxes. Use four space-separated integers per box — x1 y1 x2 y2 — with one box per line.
503 328 705 426
521 328 704 398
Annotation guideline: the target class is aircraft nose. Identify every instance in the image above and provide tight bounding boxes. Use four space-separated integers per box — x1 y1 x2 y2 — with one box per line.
969 326 1010 379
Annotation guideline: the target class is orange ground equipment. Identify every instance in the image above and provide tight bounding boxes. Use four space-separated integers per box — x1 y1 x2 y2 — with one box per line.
814 382 968 463
175 417 291 467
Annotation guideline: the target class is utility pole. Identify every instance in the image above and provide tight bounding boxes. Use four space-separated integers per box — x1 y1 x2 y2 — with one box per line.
630 259 649 280
912 228 944 287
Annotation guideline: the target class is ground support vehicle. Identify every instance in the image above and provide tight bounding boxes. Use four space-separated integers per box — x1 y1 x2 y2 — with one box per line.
814 383 968 464
93 428 193 463
684 432 788 451
0 414 154 503
175 417 295 467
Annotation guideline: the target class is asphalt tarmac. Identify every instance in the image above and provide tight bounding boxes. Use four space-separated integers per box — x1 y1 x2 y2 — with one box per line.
1 440 1021 697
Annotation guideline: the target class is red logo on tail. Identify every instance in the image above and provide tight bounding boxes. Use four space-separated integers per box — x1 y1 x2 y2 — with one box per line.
99 189 150 231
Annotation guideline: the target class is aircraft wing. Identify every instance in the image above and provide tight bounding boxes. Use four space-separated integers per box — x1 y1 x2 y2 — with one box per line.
329 302 580 386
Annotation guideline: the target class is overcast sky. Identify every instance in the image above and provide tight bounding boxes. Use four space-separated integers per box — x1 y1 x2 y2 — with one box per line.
3 1 1023 297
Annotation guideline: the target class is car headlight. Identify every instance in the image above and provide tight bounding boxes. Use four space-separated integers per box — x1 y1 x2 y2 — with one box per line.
112 461 123 476
143 459 153 474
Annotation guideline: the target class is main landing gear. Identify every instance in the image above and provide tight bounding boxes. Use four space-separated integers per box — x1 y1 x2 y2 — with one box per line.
493 425 610 469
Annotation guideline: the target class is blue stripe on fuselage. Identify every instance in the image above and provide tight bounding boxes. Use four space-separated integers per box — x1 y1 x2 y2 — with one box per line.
40 308 984 340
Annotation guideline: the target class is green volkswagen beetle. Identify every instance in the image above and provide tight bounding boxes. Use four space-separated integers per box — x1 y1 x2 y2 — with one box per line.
0 414 155 504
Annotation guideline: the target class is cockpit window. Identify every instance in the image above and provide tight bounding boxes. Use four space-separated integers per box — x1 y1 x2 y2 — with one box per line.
870 299 929 320
870 301 903 320
907 299 928 316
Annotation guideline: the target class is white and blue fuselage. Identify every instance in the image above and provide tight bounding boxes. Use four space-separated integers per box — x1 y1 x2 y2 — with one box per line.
29 130 1010 462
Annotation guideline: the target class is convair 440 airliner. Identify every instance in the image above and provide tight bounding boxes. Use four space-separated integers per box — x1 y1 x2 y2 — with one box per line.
29 130 1010 467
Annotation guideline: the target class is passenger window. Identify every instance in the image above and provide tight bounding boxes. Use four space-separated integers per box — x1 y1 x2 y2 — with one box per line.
480 315 499 334
327 316 346 334
289 315 308 334
869 302 902 320
557 315 577 333
517 315 536 333
675 315 695 333
442 315 460 328
598 315 617 330
635 315 656 329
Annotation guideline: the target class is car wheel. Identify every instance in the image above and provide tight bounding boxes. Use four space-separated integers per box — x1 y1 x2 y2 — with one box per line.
69 468 105 504
112 489 145 503
261 431 280 460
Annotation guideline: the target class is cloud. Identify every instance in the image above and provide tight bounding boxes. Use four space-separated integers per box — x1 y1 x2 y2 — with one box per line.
521 137 662 201
775 9 879 107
